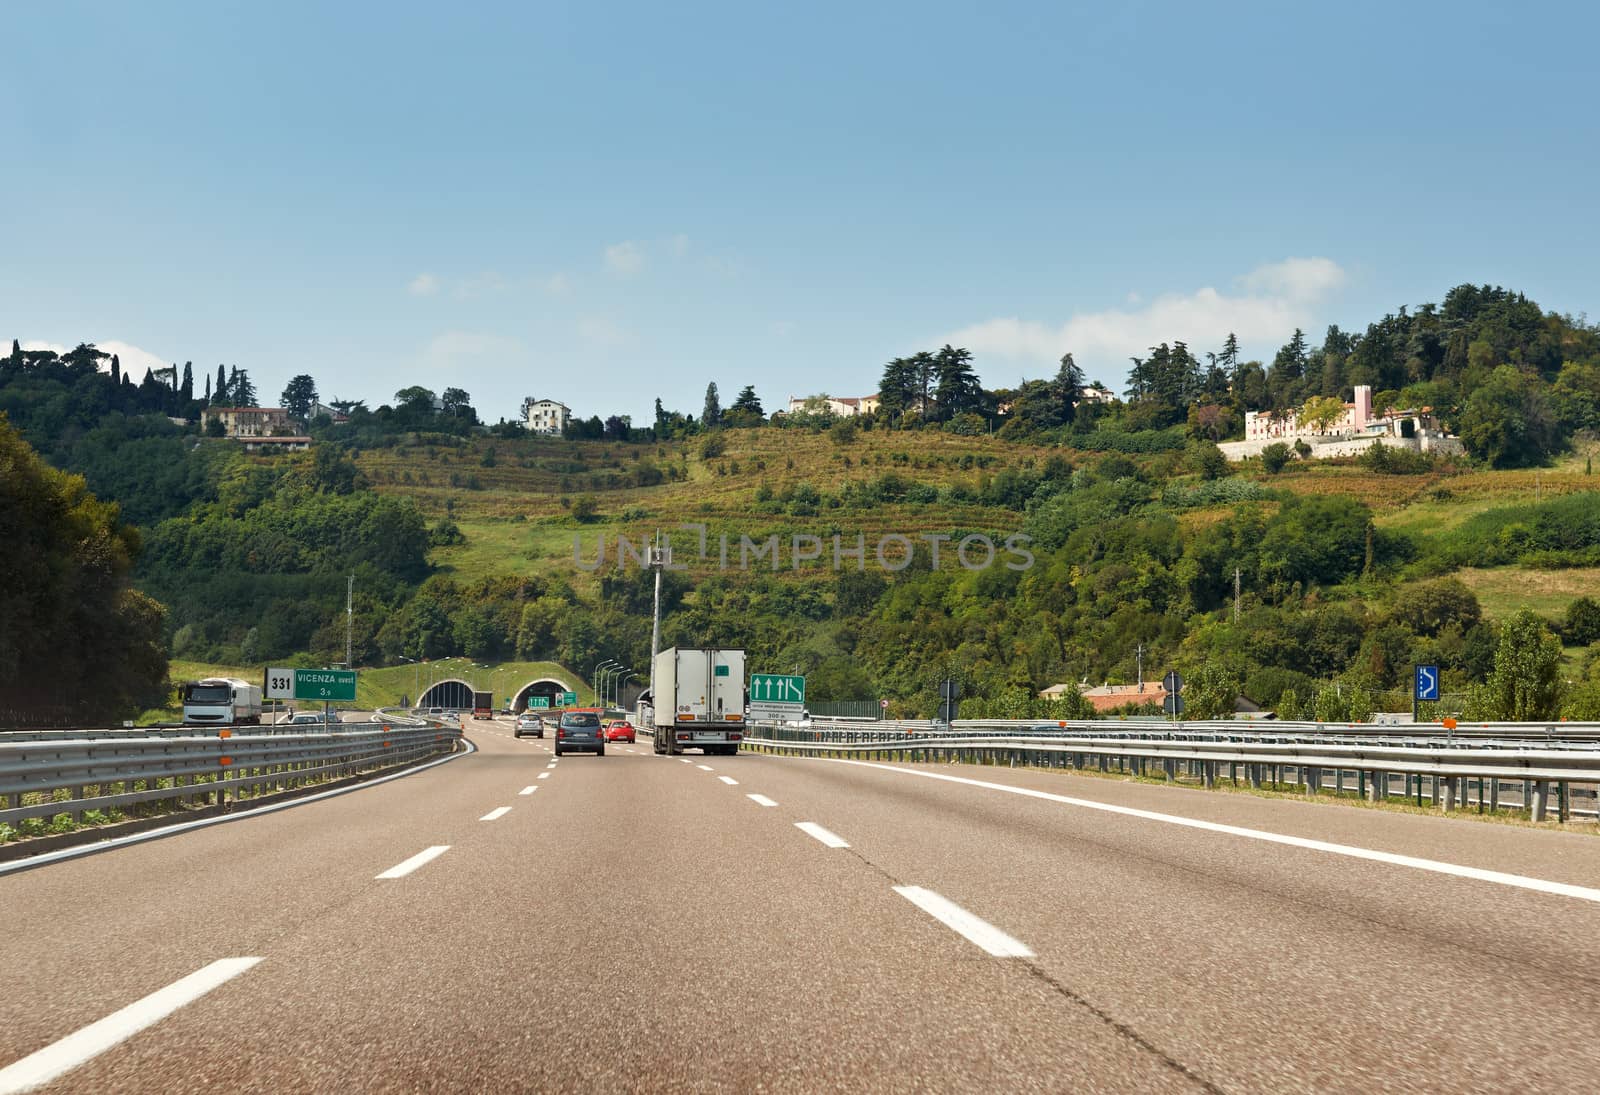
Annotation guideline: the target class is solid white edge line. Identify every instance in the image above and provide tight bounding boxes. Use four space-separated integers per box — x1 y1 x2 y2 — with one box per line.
518 785 538 795
718 775 740 785
0 739 478 878
823 759 1600 906
479 806 512 822
794 821 849 848
894 886 1033 957
747 794 778 807
0 957 263 1094
375 845 451 879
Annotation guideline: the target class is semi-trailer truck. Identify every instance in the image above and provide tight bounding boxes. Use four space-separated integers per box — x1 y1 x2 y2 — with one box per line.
472 690 494 720
650 647 746 756
181 678 264 726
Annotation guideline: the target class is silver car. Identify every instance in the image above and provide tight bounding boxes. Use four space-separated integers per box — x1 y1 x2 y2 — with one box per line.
514 713 545 739
554 710 604 756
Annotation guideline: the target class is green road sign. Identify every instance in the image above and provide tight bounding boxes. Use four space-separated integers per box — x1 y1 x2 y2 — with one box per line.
561 691 578 706
751 674 806 704
528 696 550 708
265 668 358 702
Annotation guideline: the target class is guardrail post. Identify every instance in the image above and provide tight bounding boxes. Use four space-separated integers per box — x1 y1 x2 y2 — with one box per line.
1368 769 1386 803
1163 758 1175 782
1202 761 1215 788
1440 776 1457 812
1304 767 1319 797
1529 781 1549 822
1489 778 1500 813
1247 764 1261 789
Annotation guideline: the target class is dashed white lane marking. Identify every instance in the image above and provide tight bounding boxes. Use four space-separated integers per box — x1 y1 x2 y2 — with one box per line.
795 822 849 848
747 794 778 807
697 764 714 771
480 807 512 822
679 758 694 764
718 776 740 786
893 886 1034 958
518 786 538 796
537 772 551 780
825 759 1600 907
376 845 451 879
0 957 264 1094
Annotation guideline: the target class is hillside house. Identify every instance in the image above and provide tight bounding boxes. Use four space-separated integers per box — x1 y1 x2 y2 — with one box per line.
202 406 293 438
784 394 882 417
521 397 571 436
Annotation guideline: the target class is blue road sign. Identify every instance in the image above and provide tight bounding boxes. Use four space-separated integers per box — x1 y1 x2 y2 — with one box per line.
1414 665 1440 702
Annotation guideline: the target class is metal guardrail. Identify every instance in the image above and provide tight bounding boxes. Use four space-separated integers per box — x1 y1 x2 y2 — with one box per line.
771 717 1600 744
0 725 462 828
743 723 1600 823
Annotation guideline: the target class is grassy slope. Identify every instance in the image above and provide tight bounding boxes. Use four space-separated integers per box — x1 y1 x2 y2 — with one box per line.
344 427 1600 638
159 658 596 715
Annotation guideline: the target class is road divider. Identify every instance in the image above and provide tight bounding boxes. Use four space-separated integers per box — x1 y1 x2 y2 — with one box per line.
894 886 1033 957
376 845 451 879
794 822 849 848
0 957 263 1094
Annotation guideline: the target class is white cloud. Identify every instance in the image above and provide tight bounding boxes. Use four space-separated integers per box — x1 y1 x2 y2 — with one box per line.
408 273 440 296
542 273 572 295
577 316 634 349
423 331 522 361
604 241 644 276
941 257 1348 379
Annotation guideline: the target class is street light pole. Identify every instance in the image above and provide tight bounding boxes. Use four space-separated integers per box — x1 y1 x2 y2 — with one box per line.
616 672 638 708
594 659 620 707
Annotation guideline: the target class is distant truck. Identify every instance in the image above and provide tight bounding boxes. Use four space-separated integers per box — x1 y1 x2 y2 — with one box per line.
181 677 263 726
650 647 746 756
472 690 494 720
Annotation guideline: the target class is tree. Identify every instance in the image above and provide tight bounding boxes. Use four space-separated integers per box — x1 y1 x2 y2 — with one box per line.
1184 660 1244 720
702 382 721 428
178 361 194 404
1457 364 1563 467
1471 609 1564 720
228 366 257 408
440 387 474 420
603 414 630 440
203 373 210 402
281 375 319 423
0 414 168 722
878 357 918 422
1217 332 1241 383
1296 395 1347 433
932 345 982 421
1260 442 1292 474
394 386 437 413
726 385 764 427
214 364 227 404
111 354 121 386
1564 597 1600 646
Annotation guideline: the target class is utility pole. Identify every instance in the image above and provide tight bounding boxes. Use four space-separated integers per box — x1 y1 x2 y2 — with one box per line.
1136 643 1145 689
345 574 354 668
648 532 668 719
1233 567 1241 624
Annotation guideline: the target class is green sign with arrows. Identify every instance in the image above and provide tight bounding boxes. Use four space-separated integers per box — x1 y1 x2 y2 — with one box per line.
750 674 806 704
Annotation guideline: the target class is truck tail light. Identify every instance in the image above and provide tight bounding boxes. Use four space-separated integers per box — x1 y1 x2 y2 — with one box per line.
730 733 742 741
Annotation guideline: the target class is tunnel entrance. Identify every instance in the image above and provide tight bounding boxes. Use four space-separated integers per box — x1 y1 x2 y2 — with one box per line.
419 679 474 710
512 678 575 713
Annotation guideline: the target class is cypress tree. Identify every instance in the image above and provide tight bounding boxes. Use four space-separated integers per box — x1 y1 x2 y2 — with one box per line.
111 354 121 385
215 364 227 404
180 361 193 403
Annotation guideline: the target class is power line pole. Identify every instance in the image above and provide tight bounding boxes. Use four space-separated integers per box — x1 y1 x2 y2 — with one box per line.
1234 567 1241 624
1136 643 1144 689
345 574 354 668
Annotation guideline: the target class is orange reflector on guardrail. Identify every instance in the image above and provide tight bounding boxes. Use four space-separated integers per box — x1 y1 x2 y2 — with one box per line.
219 757 232 766
1442 718 1458 730
218 729 232 739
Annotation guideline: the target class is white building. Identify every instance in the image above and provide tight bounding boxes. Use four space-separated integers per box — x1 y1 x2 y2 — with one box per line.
785 394 882 417
521 397 571 436
1222 384 1463 461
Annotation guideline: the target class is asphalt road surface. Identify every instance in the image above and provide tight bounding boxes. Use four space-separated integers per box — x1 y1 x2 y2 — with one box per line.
4 716 1600 1092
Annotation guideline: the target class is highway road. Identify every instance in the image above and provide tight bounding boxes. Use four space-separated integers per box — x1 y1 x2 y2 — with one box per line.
3 716 1600 1092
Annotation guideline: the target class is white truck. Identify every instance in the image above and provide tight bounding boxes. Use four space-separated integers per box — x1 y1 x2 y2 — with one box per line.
650 647 746 756
181 677 264 726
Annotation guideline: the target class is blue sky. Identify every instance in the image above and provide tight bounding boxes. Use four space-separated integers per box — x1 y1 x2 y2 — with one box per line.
3 1 1597 424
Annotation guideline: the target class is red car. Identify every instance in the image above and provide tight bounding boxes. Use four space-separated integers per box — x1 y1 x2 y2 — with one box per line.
604 719 636 744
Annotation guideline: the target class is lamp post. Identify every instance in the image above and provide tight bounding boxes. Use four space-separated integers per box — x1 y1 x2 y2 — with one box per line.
615 672 638 708
594 659 621 707
398 656 417 708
